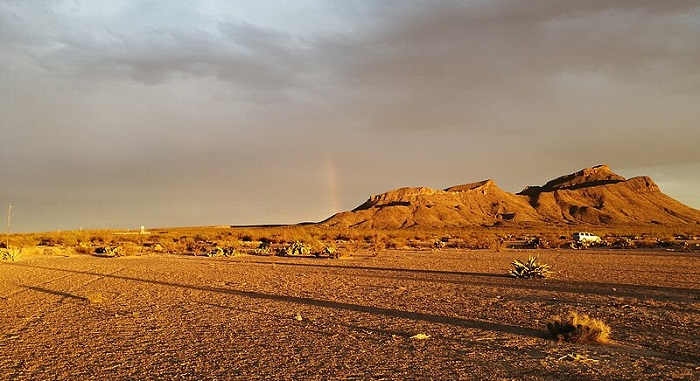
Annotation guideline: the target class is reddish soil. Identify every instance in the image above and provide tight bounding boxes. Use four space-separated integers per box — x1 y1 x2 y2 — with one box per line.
1 249 699 380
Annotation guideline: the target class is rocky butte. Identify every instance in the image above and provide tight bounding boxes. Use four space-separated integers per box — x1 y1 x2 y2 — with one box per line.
321 165 700 229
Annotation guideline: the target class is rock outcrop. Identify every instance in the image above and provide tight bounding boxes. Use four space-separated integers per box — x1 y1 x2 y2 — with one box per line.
321 165 700 229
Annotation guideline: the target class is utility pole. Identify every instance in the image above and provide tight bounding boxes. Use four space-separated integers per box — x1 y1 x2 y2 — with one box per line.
6 203 12 248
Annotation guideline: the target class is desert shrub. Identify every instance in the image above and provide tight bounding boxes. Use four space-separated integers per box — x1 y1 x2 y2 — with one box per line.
1 247 22 261
610 237 633 249
342 240 362 255
334 233 354 241
524 236 548 249
385 237 406 249
119 242 142 256
280 241 311 256
446 238 468 249
547 311 611 344
460 233 499 250
276 227 314 245
363 234 376 243
206 246 237 257
90 235 107 245
255 240 272 255
405 238 426 249
189 242 212 256
206 246 224 257
509 255 551 279
545 237 567 249
655 237 675 248
148 243 165 253
488 236 508 252
152 238 178 253
193 233 212 243
59 231 91 247
320 245 339 258
570 240 590 250
16 246 46 257
413 233 428 242
176 236 201 254
95 246 122 257
75 243 92 254
37 235 61 247
363 234 386 252
91 243 140 257
569 234 606 249
6 234 38 248
628 236 657 248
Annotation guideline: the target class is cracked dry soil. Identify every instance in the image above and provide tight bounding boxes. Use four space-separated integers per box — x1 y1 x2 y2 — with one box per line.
1 249 699 380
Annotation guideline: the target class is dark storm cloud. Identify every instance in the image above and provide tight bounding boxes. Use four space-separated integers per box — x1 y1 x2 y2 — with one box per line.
1 1 699 232
317 1 700 131
1 1 314 97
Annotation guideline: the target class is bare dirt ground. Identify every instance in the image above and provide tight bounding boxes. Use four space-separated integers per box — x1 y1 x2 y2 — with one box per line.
1 249 699 380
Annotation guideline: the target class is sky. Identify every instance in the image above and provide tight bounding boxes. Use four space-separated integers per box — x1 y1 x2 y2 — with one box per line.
1 0 699 233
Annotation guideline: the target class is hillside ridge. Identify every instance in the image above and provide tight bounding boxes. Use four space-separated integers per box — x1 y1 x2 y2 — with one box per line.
321 165 700 229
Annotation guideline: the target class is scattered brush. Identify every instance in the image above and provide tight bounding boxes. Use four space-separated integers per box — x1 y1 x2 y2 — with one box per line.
94 246 122 257
255 240 272 255
509 255 551 279
280 241 311 256
547 311 611 344
320 245 339 258
490 237 509 252
207 246 238 257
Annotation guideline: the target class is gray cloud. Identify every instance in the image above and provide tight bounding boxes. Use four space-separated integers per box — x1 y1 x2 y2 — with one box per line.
316 1 700 129
1 0 699 232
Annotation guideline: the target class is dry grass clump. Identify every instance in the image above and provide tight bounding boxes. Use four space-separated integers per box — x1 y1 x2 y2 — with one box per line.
547 311 611 344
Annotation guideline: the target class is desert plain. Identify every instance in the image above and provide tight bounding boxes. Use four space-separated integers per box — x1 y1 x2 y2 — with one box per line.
1 245 699 380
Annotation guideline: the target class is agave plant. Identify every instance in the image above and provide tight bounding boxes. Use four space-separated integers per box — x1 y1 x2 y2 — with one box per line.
509 255 551 279
1 247 22 262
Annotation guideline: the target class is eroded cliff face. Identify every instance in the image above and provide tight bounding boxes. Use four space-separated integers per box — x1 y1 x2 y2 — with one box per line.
521 164 626 193
321 165 700 229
